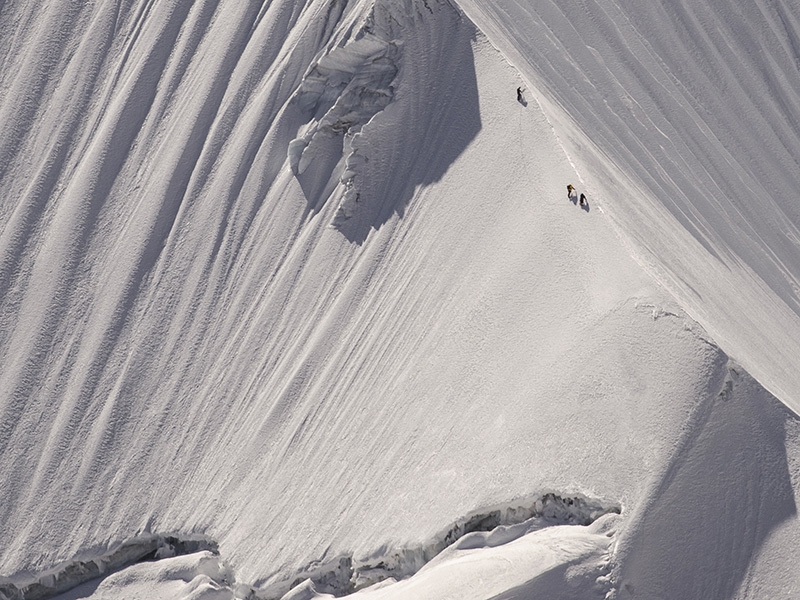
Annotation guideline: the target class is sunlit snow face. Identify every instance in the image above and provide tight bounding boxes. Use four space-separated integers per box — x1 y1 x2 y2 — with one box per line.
4 0 800 599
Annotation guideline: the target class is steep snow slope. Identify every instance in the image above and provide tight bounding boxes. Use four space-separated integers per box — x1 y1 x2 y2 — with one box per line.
1 0 799 599
457 0 800 411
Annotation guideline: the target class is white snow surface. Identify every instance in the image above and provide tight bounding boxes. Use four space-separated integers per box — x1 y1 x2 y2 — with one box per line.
52 551 236 600
1 0 799 599
457 0 800 411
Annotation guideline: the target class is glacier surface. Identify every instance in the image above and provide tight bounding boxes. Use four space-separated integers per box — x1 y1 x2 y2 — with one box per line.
1 0 800 599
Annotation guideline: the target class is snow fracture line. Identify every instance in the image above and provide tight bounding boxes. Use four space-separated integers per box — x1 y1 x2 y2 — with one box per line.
0 535 218 600
256 492 621 599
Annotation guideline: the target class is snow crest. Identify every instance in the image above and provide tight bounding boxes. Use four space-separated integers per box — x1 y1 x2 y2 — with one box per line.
257 493 620 599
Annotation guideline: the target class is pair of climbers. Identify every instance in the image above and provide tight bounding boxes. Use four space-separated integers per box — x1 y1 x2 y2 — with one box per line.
566 184 587 207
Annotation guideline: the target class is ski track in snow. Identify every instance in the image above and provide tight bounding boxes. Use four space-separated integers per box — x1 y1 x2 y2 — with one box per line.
1 0 800 599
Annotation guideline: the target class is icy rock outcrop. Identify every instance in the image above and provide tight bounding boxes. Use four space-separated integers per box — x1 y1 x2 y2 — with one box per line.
0 535 218 600
288 2 401 223
288 0 458 226
287 33 399 177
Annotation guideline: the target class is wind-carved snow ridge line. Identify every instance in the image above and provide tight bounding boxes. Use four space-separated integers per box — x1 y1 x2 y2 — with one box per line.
287 0 405 224
256 493 621 600
0 534 218 600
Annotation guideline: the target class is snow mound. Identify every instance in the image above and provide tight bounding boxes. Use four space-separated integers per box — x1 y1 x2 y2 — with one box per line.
304 513 621 600
0 536 217 600
51 552 235 600
260 493 620 598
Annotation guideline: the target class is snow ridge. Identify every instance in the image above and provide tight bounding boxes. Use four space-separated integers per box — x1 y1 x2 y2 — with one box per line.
0 493 619 600
0 535 217 600
258 493 620 599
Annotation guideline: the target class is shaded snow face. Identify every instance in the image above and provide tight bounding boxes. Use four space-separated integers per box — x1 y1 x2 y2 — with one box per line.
3 0 800 599
613 365 799 600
